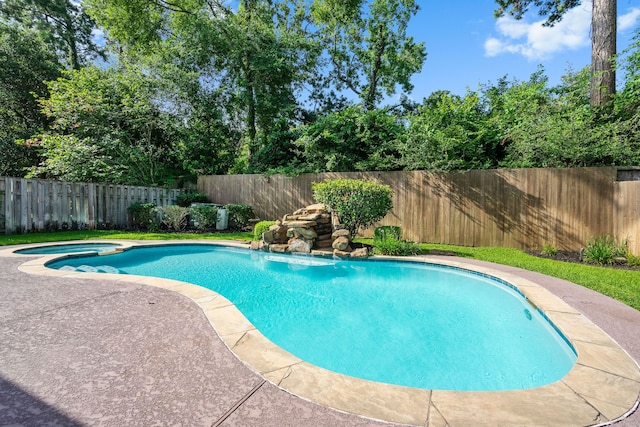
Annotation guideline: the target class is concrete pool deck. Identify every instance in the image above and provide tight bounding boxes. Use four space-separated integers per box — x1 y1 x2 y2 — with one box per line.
0 240 639 426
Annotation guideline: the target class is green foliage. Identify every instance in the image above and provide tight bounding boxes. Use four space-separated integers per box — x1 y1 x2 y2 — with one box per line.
0 0 105 69
312 178 393 236
190 205 218 230
159 205 190 231
541 243 558 256
127 202 158 230
247 118 303 174
253 220 276 240
401 90 502 171
175 89 241 177
311 0 426 110
31 66 185 185
0 24 62 176
296 106 403 172
583 235 629 265
27 134 119 182
627 253 640 268
86 0 321 168
225 204 255 230
373 226 402 243
175 191 210 207
372 225 420 256
373 237 421 256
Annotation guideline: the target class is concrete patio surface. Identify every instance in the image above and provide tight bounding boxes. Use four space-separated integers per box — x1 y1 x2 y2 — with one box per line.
1 241 639 426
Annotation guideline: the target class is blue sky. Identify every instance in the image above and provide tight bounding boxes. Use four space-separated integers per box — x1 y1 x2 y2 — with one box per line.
406 0 640 99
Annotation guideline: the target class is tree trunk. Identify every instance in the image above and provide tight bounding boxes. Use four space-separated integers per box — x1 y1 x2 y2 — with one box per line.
590 0 616 107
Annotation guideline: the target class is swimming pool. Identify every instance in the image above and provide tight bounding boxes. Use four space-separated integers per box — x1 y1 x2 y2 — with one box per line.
47 244 577 391
15 242 122 255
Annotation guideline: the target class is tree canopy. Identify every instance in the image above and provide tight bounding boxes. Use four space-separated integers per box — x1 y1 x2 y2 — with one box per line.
0 1 639 184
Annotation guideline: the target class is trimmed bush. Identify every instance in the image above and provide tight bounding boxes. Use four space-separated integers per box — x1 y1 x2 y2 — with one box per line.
190 205 218 230
127 202 158 230
254 220 276 240
176 191 210 207
312 178 393 237
225 204 255 229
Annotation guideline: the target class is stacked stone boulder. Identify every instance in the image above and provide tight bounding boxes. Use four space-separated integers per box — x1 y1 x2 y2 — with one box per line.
253 203 368 258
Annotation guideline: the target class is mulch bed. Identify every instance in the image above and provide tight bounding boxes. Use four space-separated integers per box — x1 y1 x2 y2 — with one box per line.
526 250 640 271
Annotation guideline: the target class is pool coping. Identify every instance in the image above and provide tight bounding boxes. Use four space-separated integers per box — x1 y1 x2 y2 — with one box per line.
5 240 640 427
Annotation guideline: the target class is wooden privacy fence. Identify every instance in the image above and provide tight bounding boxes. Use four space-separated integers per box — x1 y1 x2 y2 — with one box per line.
199 167 640 254
1 177 181 234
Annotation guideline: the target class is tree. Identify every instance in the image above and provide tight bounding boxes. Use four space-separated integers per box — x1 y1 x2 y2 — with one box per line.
494 0 617 107
85 0 320 167
311 0 426 110
0 23 62 176
0 0 105 69
295 105 404 172
400 89 502 171
31 66 185 185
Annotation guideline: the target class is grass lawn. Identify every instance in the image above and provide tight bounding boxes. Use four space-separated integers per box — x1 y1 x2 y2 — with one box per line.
1 231 638 312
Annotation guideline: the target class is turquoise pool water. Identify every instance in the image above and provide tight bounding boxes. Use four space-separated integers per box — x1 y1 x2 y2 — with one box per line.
16 243 121 255
47 244 577 391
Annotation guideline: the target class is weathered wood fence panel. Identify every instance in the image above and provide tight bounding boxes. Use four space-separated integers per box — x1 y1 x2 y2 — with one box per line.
0 177 181 234
199 167 640 254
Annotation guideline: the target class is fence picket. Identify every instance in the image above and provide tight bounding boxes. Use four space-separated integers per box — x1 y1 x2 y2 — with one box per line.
1 177 181 234
198 167 640 254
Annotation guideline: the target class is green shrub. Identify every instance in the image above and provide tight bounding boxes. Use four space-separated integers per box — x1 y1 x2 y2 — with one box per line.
312 178 393 237
225 204 255 229
127 202 158 230
627 253 640 267
372 225 420 256
373 237 422 256
254 220 276 240
175 191 210 207
190 205 218 230
583 235 629 265
159 205 190 231
374 226 402 243
541 243 558 256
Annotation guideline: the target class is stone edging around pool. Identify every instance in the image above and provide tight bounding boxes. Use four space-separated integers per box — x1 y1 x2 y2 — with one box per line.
7 240 640 427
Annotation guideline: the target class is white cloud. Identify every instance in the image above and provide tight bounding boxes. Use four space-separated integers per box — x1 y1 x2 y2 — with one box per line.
619 8 640 32
484 1 591 60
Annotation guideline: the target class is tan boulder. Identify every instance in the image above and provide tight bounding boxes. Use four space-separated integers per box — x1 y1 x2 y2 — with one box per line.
288 238 311 254
305 203 326 213
297 213 322 221
350 247 369 258
250 240 267 251
269 244 289 253
262 229 275 243
333 249 352 257
332 236 351 251
332 229 351 239
297 227 318 240
283 220 317 228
